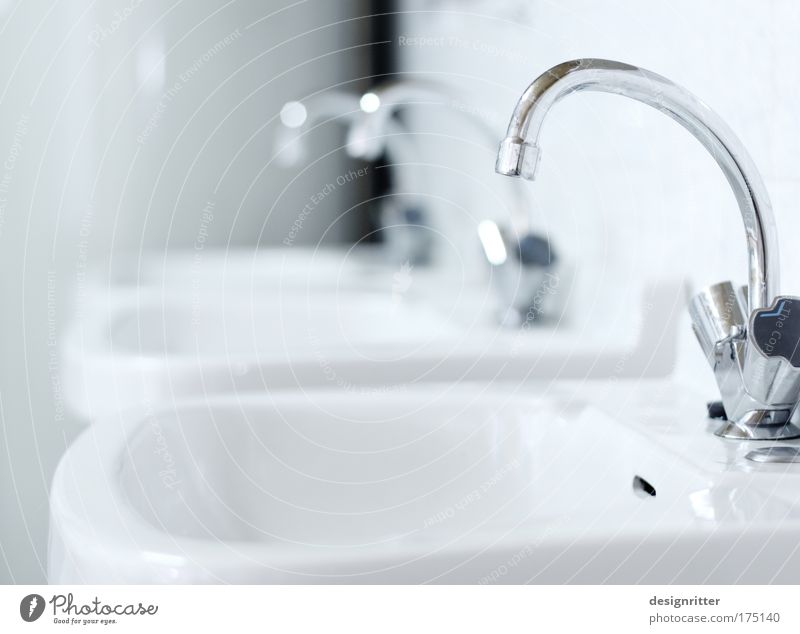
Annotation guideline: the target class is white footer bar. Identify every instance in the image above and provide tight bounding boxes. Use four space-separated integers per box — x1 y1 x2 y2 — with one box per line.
0 585 793 633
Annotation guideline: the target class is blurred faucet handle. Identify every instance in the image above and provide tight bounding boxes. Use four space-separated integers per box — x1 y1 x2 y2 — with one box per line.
379 200 434 267
478 220 561 327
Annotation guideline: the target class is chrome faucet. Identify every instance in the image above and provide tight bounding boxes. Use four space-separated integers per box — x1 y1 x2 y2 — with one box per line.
276 90 435 265
350 79 562 325
495 58 800 440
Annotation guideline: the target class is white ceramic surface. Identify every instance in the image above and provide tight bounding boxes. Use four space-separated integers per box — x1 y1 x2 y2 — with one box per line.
48 380 800 583
96 248 387 293
65 248 683 420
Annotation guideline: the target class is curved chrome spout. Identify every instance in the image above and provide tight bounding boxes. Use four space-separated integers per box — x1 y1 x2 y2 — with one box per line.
275 92 364 166
495 58 779 311
276 90 430 214
349 79 532 233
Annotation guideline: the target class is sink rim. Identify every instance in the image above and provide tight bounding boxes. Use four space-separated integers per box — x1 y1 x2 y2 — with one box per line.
50 381 800 585
65 286 463 363
51 384 800 581
64 277 680 365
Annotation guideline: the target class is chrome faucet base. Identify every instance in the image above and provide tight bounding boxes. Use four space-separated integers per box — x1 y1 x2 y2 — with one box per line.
715 419 800 441
710 398 800 440
746 446 800 463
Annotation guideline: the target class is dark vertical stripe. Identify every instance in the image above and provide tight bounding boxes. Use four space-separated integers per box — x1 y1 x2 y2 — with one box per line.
361 0 398 242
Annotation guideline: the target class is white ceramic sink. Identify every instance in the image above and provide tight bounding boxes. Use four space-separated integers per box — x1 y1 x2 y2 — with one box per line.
48 381 800 583
97 247 387 293
63 268 683 420
63 287 455 418
107 290 452 356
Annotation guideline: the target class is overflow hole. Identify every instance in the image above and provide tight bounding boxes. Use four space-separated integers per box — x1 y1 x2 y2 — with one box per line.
632 475 656 498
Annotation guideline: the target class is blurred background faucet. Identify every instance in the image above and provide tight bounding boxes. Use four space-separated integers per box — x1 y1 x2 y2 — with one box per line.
278 81 564 326
276 90 435 265
347 78 564 326
495 58 800 439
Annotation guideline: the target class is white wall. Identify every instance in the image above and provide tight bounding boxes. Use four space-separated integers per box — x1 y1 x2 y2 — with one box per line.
0 0 371 583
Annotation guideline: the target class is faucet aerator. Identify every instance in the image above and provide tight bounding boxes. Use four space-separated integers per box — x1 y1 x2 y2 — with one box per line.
495 137 539 180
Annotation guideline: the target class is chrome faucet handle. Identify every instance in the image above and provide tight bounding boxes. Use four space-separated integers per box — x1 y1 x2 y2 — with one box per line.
477 220 562 326
744 297 800 406
689 282 747 364
690 285 800 439
378 200 434 266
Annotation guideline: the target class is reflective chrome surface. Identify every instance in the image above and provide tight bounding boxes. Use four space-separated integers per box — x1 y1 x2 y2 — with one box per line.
477 220 561 326
495 58 800 440
703 293 800 439
746 446 800 463
688 287 800 439
351 79 562 324
494 58 778 311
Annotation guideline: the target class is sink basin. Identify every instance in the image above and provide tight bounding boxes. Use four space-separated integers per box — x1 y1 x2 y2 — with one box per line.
48 381 800 583
63 287 456 418
97 247 387 293
62 273 683 420
108 290 453 357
